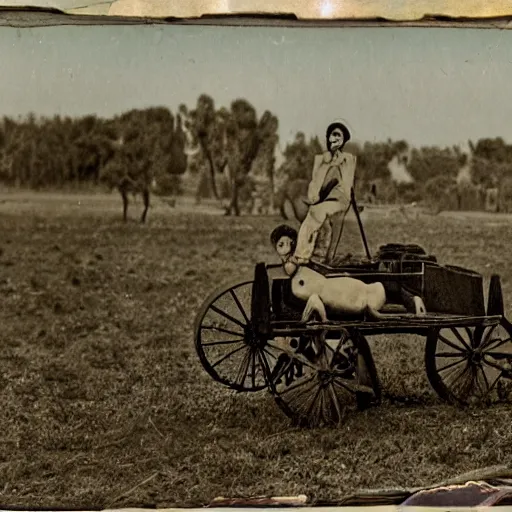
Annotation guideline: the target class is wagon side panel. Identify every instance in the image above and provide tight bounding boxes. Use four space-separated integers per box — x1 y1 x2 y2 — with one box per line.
423 265 486 317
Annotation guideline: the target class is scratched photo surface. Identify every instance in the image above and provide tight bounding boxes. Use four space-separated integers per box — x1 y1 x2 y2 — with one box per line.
2 22 512 509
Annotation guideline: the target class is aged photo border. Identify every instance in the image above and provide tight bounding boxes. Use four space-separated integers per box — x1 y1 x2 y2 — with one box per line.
2 6 512 511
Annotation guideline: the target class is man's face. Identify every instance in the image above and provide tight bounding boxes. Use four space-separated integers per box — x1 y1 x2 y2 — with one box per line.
328 127 344 152
275 235 294 260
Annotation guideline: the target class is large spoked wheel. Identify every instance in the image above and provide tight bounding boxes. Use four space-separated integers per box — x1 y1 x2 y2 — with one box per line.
267 329 381 428
425 320 512 405
194 278 280 392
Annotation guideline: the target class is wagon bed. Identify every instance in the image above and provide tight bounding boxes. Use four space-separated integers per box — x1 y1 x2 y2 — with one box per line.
271 313 504 337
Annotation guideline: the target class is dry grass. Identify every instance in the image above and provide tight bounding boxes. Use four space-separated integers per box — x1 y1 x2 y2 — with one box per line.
1 190 512 508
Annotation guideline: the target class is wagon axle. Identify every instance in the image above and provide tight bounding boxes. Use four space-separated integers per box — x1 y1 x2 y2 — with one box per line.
318 369 336 385
244 325 268 349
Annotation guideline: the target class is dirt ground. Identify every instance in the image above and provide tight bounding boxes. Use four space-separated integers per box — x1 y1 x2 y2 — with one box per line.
1 190 512 509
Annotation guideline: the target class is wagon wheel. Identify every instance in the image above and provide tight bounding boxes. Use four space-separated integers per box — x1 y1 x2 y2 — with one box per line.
425 320 512 405
267 329 381 427
194 278 281 392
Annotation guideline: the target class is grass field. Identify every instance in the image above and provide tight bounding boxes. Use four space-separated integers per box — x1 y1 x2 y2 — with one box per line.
1 190 512 509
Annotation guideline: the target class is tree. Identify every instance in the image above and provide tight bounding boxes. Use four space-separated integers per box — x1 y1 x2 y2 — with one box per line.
423 174 458 211
406 145 465 184
99 106 188 222
223 99 279 216
246 110 279 213
469 137 512 188
276 132 322 183
186 94 229 201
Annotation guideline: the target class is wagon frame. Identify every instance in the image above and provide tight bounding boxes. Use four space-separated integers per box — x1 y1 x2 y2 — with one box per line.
194 187 512 427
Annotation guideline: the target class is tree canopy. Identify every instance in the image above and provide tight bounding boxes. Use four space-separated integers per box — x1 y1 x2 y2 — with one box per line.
2 98 512 214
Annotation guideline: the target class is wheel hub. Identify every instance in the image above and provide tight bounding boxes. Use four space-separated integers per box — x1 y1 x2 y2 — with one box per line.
244 325 267 348
470 351 482 364
318 369 334 385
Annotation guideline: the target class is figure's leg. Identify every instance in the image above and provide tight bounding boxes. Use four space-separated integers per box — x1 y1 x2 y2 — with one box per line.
382 281 426 315
294 202 345 262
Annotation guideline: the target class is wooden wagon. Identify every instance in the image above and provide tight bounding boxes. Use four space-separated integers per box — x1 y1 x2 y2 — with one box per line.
194 183 512 427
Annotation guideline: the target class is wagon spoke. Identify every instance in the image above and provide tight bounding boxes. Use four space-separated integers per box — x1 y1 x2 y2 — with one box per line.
451 328 472 352
449 363 474 397
211 344 246 369
271 356 293 385
279 374 316 396
332 377 361 396
257 350 277 389
436 351 468 358
289 384 314 418
483 337 512 352
443 360 469 388
472 366 486 398
210 305 246 329
485 351 512 360
483 356 512 375
479 325 498 350
466 327 477 348
303 385 324 421
250 350 257 388
484 370 503 396
319 388 331 425
436 356 468 374
266 342 319 372
316 389 327 425
263 347 279 361
477 364 492 395
325 331 349 356
202 338 244 347
235 349 253 387
329 383 345 424
229 289 250 324
202 324 244 337
438 334 468 353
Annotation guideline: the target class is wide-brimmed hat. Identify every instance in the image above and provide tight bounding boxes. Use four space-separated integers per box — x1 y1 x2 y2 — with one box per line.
326 120 351 148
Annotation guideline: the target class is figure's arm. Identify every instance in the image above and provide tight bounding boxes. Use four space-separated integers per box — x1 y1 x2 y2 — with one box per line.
306 154 328 204
339 154 357 202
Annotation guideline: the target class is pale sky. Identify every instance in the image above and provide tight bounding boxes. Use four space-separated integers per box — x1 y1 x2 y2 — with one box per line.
2 23 512 151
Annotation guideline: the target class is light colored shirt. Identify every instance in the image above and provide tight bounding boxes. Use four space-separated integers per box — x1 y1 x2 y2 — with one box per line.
307 150 357 205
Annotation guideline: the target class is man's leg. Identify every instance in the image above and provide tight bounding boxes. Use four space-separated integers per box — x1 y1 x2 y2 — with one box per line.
382 281 427 315
294 202 345 263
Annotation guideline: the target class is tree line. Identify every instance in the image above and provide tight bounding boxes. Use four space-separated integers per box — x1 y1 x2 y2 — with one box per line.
2 94 512 216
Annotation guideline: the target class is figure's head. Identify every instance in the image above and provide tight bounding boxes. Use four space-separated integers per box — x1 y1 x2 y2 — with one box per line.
326 121 351 153
270 224 298 261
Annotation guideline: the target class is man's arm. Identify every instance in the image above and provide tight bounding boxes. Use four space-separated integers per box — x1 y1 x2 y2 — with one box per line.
339 153 357 202
307 153 329 204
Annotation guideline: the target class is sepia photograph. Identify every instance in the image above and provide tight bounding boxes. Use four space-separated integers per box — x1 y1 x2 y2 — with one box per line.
2 16 512 509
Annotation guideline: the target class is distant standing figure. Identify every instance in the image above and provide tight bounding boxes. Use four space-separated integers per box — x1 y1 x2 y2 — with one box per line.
285 121 357 276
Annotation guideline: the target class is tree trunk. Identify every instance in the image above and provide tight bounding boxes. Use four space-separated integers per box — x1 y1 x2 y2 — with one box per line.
225 181 240 216
200 139 219 200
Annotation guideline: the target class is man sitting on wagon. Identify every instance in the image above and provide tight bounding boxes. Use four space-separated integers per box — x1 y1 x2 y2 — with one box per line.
270 223 427 322
283 120 357 277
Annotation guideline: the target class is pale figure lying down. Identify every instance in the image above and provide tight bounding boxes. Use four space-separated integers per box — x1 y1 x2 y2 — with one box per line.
270 224 427 322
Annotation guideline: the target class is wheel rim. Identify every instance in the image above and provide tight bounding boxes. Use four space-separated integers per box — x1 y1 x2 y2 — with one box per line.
429 323 512 404
268 330 379 427
194 280 280 392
